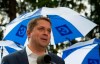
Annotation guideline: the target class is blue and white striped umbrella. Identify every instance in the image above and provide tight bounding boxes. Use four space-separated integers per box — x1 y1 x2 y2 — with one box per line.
3 7 96 45
62 38 100 64
0 40 22 64
0 40 22 58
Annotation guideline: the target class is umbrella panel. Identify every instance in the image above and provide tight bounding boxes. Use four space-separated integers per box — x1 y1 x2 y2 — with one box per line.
82 44 99 64
62 38 100 64
4 16 40 45
48 15 83 44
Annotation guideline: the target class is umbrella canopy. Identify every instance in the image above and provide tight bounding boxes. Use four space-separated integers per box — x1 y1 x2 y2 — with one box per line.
0 40 22 64
3 7 96 45
0 40 22 58
62 38 100 64
3 9 39 46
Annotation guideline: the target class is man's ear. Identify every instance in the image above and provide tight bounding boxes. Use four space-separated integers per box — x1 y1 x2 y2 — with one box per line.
26 29 31 38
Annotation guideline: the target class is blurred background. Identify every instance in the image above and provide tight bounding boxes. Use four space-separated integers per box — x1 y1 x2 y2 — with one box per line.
0 0 100 57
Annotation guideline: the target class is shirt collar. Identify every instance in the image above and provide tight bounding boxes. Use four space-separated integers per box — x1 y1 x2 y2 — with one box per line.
26 45 48 56
26 45 33 56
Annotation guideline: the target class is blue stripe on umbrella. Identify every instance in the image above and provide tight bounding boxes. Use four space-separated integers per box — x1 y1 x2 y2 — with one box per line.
48 15 83 44
93 39 100 44
62 48 77 59
5 46 17 53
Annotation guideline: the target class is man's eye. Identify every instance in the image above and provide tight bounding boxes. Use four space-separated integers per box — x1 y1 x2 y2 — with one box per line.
38 27 44 31
48 29 51 33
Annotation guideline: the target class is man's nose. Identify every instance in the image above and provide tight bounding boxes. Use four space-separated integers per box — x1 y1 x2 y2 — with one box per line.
44 30 49 35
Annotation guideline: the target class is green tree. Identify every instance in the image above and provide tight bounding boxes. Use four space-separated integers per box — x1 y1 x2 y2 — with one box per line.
0 0 17 21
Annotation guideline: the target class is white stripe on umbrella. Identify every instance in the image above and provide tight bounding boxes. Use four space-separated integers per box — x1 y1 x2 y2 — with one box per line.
0 40 22 50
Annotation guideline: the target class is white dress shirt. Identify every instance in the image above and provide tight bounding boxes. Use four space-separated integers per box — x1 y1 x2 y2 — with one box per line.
26 45 48 64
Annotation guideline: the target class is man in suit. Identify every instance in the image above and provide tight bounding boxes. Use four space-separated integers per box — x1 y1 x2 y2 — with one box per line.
1 17 65 64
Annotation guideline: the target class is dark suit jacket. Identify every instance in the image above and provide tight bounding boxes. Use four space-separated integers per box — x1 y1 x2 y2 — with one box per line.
1 48 65 64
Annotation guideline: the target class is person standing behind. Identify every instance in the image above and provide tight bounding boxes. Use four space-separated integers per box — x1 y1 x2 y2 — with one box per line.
1 17 65 64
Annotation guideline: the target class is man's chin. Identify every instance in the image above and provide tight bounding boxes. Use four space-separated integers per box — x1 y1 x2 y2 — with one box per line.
40 43 49 48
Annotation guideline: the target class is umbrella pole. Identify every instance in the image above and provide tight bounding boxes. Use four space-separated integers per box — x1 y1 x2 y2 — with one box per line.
99 44 100 61
1 46 3 59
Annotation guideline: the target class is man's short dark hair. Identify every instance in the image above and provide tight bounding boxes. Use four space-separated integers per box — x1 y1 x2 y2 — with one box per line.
27 17 51 32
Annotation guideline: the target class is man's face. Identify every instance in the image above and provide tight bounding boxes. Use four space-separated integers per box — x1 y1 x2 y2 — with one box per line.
28 20 51 48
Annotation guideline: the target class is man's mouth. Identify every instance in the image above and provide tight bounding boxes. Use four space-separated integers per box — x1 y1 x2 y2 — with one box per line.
41 37 48 41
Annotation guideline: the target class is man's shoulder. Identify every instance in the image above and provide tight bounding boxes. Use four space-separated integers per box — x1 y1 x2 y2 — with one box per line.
1 49 28 64
3 49 25 59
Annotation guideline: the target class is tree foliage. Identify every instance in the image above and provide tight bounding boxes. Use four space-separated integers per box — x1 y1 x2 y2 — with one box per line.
89 0 100 25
